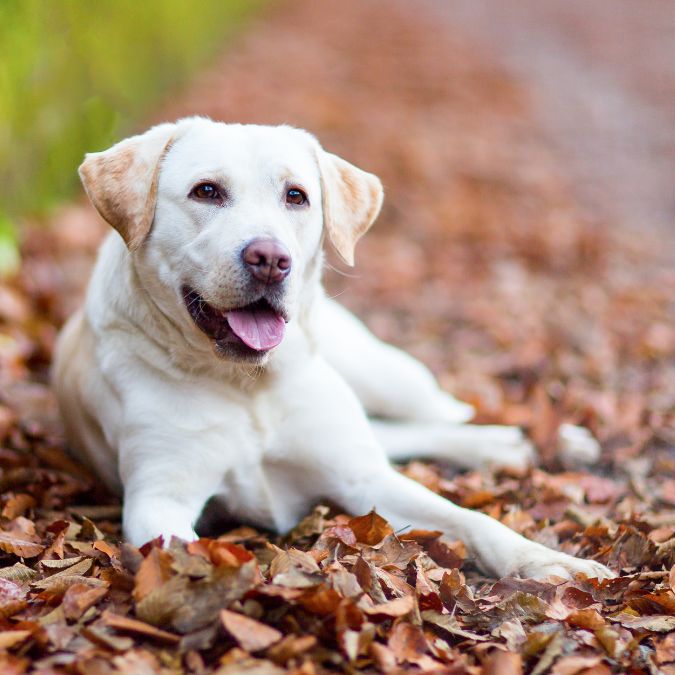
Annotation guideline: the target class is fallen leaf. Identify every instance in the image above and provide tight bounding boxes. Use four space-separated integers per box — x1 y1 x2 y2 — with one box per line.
482 650 523 675
362 595 415 617
0 630 33 649
267 634 317 665
0 578 27 618
348 510 393 546
655 632 675 665
133 546 173 602
566 608 605 631
81 623 134 652
388 621 429 664
614 614 675 632
421 610 488 641
0 563 38 584
101 610 180 644
0 531 44 558
62 583 108 621
1 494 36 519
299 584 341 615
220 609 282 652
551 655 605 675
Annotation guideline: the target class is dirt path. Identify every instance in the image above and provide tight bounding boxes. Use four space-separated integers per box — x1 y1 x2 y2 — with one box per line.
425 0 675 250
0 1 673 672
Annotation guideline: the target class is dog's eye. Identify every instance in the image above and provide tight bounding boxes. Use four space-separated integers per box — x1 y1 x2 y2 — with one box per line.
286 188 307 206
190 183 222 201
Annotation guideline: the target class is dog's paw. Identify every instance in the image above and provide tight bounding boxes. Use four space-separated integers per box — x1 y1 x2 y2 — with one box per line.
558 424 601 464
477 425 536 470
437 394 476 424
514 547 614 581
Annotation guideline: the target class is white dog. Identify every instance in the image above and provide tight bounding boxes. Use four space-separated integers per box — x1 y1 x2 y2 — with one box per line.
53 118 611 580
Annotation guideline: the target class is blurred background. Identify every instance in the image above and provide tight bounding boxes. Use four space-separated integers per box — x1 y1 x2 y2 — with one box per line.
0 0 673 459
0 0 260 271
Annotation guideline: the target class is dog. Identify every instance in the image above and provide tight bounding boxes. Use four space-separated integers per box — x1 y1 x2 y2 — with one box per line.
53 117 611 580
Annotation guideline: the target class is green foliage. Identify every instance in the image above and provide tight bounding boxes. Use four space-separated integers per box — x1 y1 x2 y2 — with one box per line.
0 0 262 272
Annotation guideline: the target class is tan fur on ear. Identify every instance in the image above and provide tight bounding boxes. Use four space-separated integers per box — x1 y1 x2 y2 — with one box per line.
78 123 176 250
318 151 383 266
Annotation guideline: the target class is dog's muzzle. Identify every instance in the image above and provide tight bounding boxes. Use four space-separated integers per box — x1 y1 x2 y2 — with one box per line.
182 286 287 353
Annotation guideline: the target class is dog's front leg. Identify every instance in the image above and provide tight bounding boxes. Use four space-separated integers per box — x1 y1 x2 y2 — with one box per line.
118 433 226 547
339 467 612 580
278 357 612 580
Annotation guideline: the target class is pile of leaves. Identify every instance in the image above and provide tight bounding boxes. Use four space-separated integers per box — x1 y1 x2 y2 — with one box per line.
0 476 673 674
0 0 673 672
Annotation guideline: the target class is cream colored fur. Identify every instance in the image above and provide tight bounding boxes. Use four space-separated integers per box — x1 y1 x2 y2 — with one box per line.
53 118 611 580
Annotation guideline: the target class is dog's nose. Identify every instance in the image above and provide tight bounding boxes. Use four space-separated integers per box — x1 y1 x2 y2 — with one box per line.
242 238 292 284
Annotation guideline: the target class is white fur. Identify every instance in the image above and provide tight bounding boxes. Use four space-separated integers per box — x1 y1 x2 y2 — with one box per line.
53 118 611 580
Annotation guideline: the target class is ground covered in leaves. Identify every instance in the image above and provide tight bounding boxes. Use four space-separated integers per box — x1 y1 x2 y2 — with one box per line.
0 1 673 672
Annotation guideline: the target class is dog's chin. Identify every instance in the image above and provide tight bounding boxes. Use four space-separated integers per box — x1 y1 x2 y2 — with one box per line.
212 339 272 364
182 286 288 364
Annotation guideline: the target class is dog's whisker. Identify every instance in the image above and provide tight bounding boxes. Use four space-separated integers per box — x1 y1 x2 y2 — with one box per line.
326 289 347 301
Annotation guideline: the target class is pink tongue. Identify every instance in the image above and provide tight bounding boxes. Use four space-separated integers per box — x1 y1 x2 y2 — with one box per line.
226 306 286 351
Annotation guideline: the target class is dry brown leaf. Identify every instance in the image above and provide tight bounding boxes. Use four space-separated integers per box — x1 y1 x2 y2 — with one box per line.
566 608 606 631
551 655 605 675
655 632 675 666
187 539 255 567
0 578 27 618
267 634 317 665
92 540 118 559
101 610 180 644
133 546 173 602
561 586 595 609
1 494 36 519
33 574 107 594
81 623 135 652
482 650 523 675
0 563 39 584
220 609 282 652
615 614 675 632
0 630 33 649
347 510 393 546
170 560 259 633
299 584 342 615
362 595 415 618
531 631 564 675
43 556 92 578
388 622 429 664
427 537 466 569
421 610 488 641
40 555 84 571
370 641 398 671
0 531 44 558
62 583 108 621
439 569 476 612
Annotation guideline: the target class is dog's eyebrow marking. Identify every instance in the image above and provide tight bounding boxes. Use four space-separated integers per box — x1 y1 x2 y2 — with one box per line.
187 167 230 184
273 167 301 185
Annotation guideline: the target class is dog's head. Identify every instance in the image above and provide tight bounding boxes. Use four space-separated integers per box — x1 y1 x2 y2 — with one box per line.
79 118 383 363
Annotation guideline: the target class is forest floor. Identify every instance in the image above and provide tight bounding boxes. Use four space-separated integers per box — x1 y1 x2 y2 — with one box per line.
0 1 673 672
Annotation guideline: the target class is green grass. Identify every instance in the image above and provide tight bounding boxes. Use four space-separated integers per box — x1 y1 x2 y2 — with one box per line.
0 0 264 274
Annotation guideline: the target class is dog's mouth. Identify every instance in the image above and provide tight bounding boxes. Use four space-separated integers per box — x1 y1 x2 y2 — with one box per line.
182 286 287 353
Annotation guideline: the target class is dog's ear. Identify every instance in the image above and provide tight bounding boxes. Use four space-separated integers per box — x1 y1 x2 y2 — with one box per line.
318 151 383 266
78 122 176 251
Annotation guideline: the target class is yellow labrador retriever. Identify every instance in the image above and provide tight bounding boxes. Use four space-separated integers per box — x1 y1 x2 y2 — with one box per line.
53 117 611 579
